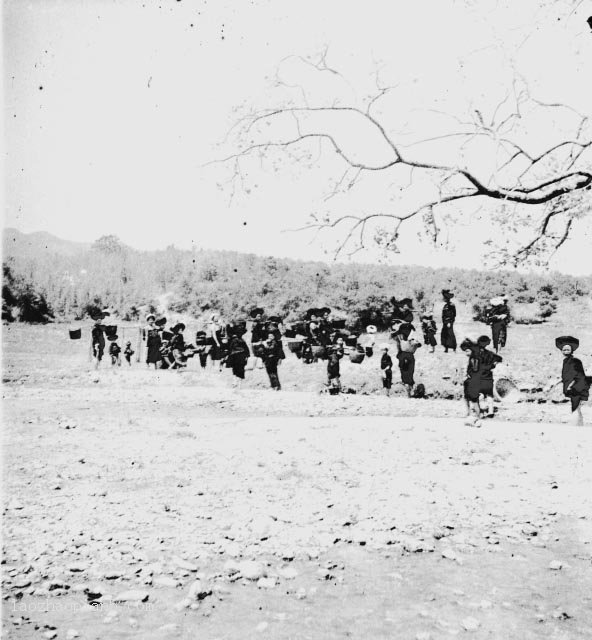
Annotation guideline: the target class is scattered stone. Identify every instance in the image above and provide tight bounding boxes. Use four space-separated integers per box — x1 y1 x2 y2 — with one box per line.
187 580 212 600
295 587 307 600
174 598 192 612
114 589 149 603
65 631 80 640
43 632 57 640
68 563 87 573
548 560 563 570
172 556 198 572
238 560 265 581
277 566 298 580
157 623 181 635
153 576 179 588
257 577 277 589
461 617 481 631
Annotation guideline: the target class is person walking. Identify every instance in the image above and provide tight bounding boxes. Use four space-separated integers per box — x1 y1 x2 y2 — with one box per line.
261 332 283 390
556 336 590 426
144 314 162 369
477 335 502 418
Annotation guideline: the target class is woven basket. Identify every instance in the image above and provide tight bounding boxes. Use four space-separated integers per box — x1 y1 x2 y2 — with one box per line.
287 341 303 354
494 377 521 403
349 351 365 364
68 328 82 340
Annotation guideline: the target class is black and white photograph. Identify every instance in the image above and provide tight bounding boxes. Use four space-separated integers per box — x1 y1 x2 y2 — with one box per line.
2 0 592 637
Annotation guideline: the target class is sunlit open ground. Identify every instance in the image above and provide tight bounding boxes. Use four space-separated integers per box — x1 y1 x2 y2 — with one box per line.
2 315 592 639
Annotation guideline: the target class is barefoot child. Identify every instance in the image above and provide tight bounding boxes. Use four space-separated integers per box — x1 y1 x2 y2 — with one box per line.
108 335 122 366
380 344 393 396
420 314 437 353
123 341 134 365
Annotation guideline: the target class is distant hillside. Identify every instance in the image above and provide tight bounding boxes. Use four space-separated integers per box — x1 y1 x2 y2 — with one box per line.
3 229 592 326
3 228 91 258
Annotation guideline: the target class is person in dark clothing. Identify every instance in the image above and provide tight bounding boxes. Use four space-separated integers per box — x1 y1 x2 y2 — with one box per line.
227 330 250 387
380 344 393 396
556 336 590 426
108 336 122 366
195 330 209 369
486 297 510 353
144 314 162 369
441 290 457 353
326 338 344 394
268 316 286 360
390 297 414 324
460 338 482 427
124 341 134 365
318 308 333 347
477 335 502 417
261 333 282 390
396 334 421 397
91 313 106 369
169 323 187 369
421 314 438 352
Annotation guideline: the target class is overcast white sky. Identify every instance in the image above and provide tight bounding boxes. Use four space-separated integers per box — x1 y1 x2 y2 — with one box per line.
3 0 592 273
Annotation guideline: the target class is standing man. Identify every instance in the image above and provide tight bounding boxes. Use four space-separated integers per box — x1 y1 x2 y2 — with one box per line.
441 290 457 353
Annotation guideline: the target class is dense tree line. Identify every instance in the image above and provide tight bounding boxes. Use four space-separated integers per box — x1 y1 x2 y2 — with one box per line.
3 235 591 326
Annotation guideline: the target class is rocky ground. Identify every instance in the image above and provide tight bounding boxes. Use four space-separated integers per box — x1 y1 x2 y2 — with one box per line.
2 323 592 639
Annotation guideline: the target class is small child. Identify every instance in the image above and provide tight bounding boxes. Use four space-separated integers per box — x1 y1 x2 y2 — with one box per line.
380 344 393 396
124 341 134 365
420 314 437 353
460 338 482 427
109 336 122 366
327 341 344 394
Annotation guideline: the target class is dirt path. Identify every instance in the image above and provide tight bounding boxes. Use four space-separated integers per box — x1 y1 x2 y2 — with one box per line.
3 381 592 639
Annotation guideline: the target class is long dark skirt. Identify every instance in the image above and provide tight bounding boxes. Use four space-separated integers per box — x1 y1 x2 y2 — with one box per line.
441 325 456 351
397 352 415 386
264 360 281 389
464 377 481 402
146 343 161 364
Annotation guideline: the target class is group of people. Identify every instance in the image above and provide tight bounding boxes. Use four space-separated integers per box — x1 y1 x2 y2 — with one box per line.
88 289 589 425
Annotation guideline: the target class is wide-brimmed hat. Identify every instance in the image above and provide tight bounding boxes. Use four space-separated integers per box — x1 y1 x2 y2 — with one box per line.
366 325 377 334
250 307 264 319
420 313 433 320
555 336 579 352
306 308 320 319
155 316 167 327
268 315 283 324
442 289 454 298
319 307 331 315
90 310 108 321
477 335 491 346
107 334 118 342
146 314 156 322
399 298 414 309
172 322 186 332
